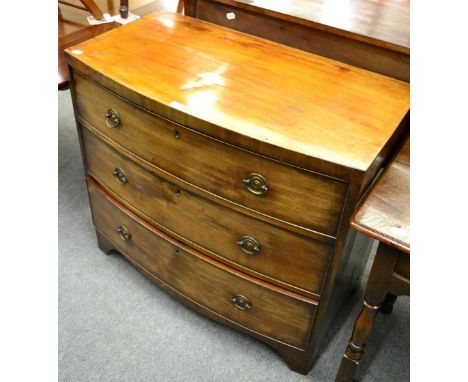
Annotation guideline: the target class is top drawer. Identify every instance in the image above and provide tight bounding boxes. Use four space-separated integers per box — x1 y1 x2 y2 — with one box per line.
74 74 348 237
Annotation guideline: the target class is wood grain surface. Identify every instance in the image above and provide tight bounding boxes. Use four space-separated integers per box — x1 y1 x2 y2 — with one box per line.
82 126 334 297
87 177 317 349
58 21 119 89
65 12 410 172
188 0 410 81
351 138 410 252
190 0 410 52
58 0 183 89
74 73 348 237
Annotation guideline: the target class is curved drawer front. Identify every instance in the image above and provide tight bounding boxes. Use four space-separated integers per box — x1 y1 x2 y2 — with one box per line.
74 74 348 237
87 179 316 349
82 127 332 297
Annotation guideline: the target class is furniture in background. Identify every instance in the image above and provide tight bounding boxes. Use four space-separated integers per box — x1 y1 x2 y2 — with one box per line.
58 0 123 90
335 138 410 381
59 18 118 90
120 0 129 18
59 0 106 20
184 0 410 82
58 1 184 90
65 12 409 374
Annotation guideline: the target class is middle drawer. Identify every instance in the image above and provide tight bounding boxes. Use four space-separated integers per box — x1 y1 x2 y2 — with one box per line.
82 127 333 297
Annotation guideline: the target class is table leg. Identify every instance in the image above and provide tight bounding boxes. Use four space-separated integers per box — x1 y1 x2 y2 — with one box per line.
380 293 398 314
335 244 399 382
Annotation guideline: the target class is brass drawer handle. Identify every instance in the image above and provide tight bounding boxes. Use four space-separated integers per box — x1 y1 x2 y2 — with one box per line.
243 173 268 196
236 235 260 255
105 108 121 128
230 295 251 311
117 226 131 241
113 168 128 184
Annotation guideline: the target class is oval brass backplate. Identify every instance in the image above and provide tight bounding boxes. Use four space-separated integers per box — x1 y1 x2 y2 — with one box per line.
243 173 269 196
117 226 131 241
105 108 121 128
230 295 252 311
236 235 261 255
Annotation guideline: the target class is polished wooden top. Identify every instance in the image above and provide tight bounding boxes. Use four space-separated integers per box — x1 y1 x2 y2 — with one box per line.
66 12 409 172
211 0 410 53
59 1 183 89
352 138 410 253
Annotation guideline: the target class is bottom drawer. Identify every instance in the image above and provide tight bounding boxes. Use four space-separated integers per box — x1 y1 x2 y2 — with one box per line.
86 177 317 349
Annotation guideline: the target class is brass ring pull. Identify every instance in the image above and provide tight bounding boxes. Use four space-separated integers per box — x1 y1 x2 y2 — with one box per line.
243 173 268 196
113 168 128 184
105 108 121 128
230 295 251 311
236 235 260 255
117 226 131 241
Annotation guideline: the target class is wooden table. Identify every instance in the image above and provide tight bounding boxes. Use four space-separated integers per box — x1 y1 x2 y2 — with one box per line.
185 0 410 81
335 137 410 381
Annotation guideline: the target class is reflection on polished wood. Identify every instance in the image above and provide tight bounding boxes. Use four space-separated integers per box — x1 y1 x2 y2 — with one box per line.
65 12 409 171
74 73 349 238
185 0 409 81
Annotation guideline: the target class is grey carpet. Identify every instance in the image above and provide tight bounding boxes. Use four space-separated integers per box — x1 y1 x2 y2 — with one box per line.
59 90 409 382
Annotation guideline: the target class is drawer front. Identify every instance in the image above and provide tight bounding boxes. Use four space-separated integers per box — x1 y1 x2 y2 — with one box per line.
74 74 348 237
82 127 333 297
87 178 316 349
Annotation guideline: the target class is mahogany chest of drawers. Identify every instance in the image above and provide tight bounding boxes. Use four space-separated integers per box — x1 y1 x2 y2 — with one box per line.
185 0 410 82
65 12 409 374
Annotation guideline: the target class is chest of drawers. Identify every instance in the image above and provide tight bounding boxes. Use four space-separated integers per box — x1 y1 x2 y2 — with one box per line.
65 12 409 374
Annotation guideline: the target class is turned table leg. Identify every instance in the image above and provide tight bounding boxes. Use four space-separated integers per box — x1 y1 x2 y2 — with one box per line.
335 244 399 382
